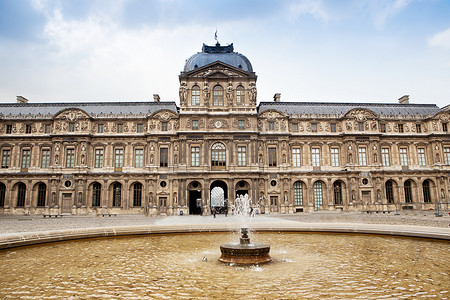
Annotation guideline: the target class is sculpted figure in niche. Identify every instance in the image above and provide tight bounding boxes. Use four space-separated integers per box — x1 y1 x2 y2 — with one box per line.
249 83 257 104
202 82 210 105
226 82 233 105
179 82 187 105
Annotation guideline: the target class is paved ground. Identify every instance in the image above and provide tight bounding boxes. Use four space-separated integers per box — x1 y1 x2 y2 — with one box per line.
0 211 449 234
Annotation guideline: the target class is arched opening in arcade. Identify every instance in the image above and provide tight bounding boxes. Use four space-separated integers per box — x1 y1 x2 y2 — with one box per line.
210 180 228 214
235 180 250 198
188 181 202 215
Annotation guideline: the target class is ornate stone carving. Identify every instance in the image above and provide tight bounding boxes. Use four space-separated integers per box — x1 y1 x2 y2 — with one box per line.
179 82 187 105
249 82 257 105
202 81 210 106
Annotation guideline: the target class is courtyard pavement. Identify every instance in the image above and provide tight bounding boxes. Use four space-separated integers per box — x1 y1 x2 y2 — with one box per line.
0 210 449 234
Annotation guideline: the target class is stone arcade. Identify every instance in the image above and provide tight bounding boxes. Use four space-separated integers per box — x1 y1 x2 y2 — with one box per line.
0 42 449 216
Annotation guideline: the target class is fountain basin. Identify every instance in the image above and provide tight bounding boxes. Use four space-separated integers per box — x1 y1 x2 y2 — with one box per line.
219 242 271 265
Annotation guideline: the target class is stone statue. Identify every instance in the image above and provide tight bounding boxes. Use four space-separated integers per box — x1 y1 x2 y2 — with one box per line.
226 82 233 105
202 82 210 105
179 82 187 105
249 83 257 104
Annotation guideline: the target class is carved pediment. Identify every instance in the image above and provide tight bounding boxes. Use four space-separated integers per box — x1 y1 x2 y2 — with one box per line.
345 108 378 121
187 62 250 79
151 110 178 120
55 108 91 121
259 110 287 120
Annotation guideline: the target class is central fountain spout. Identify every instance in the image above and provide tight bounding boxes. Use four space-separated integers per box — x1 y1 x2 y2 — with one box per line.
219 194 271 265
240 228 250 245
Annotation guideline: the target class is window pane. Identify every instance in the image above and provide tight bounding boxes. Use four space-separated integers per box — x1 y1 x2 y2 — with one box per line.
135 149 144 168
382 148 390 166
213 85 223 106
417 148 426 166
95 149 104 168
115 149 124 168
400 148 408 166
191 146 199 167
236 86 245 105
268 147 277 167
331 148 339 167
41 149 50 168
2 150 11 168
191 86 200 106
358 147 367 166
313 182 323 210
311 148 320 167
160 148 168 167
22 150 31 168
238 146 246 166
66 148 75 167
444 147 450 165
294 182 303 205
292 148 301 167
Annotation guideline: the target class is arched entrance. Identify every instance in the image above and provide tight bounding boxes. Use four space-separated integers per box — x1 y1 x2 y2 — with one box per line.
210 180 228 214
235 180 250 198
188 181 202 215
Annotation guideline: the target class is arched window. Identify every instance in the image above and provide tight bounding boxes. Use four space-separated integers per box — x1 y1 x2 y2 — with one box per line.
404 180 413 203
0 182 5 207
133 182 142 207
333 181 342 205
92 182 101 207
113 182 121 207
313 181 323 210
385 180 394 203
211 143 226 168
17 182 26 207
293 181 303 206
236 86 245 105
37 183 46 207
423 180 431 203
213 85 224 106
191 85 200 106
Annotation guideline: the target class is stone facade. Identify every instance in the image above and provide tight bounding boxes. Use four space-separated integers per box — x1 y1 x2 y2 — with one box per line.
1 43 449 216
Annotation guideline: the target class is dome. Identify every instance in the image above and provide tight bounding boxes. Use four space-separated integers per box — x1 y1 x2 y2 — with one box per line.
183 43 253 73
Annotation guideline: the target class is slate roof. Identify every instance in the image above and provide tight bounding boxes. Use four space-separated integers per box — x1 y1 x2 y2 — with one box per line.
0 101 178 119
258 102 442 118
184 43 253 73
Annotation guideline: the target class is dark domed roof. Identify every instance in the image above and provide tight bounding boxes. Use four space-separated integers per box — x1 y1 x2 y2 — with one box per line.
184 43 253 73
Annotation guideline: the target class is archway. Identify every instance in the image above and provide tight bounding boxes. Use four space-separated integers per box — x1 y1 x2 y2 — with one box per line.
188 181 202 215
210 180 228 214
235 180 250 198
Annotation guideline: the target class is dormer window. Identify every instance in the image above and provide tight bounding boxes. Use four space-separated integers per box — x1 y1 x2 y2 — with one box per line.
68 123 75 132
26 124 32 134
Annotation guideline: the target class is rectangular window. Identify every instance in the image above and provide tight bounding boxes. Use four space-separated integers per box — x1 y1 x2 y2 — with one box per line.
292 148 301 167
137 123 144 133
117 124 123 133
443 123 448 132
161 122 168 131
268 147 277 167
292 123 298 132
311 147 320 167
192 88 200 105
115 148 124 168
400 147 408 166
382 148 390 166
444 147 450 165
45 124 52 133
1 149 11 168
398 124 404 133
26 124 32 134
417 148 426 166
135 149 144 168
330 123 336 133
6 125 12 134
358 122 364 131
94 149 104 168
41 149 50 168
268 122 275 131
358 147 367 166
68 123 75 132
97 124 104 133
66 148 75 167
238 120 245 130
380 124 386 133
237 146 246 166
160 148 168 167
416 124 422 133
192 120 199 130
331 148 339 167
21 149 31 168
311 123 318 133
191 146 200 167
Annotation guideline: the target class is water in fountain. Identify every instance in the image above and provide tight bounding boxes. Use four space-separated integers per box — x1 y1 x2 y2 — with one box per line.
219 193 271 265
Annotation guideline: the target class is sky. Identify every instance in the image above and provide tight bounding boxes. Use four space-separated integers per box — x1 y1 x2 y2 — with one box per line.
0 0 449 108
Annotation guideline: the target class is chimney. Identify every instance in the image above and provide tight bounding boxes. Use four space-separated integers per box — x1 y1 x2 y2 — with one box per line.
273 93 281 102
398 95 409 104
153 94 160 102
17 96 29 103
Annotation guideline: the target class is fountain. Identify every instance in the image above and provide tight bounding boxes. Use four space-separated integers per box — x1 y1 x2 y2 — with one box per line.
219 194 272 265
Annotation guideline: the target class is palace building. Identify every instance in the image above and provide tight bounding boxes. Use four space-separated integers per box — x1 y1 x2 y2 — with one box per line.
0 42 449 216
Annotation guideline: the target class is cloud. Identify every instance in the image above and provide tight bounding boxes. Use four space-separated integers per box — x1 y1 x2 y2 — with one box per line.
288 0 329 23
369 0 412 30
428 27 450 50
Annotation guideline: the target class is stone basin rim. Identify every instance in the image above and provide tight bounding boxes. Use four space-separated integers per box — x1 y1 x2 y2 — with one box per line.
0 223 449 249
